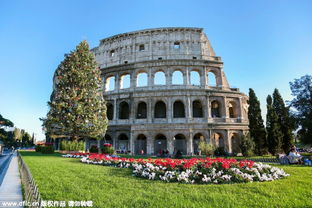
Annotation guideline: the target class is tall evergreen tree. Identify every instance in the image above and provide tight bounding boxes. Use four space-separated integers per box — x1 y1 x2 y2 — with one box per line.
41 41 108 141
289 75 312 144
248 88 267 155
266 95 283 155
272 89 293 153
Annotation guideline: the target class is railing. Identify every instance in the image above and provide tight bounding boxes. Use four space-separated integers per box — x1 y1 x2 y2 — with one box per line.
17 151 42 208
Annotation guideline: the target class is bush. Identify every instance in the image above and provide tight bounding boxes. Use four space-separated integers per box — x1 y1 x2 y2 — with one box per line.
240 133 255 157
199 141 215 156
61 140 85 151
101 144 114 154
214 147 227 156
89 145 99 153
35 145 41 152
41 145 54 154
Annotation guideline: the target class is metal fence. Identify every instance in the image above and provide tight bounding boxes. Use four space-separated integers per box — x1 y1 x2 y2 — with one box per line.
17 151 42 208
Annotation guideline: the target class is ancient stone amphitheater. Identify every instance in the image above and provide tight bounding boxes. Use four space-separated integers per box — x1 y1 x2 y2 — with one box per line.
90 27 249 155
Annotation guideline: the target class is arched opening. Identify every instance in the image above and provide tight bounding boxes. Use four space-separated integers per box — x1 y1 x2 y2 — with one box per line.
117 134 129 152
173 101 185 118
212 133 224 148
137 72 148 87
190 71 200 85
154 71 166 85
174 134 187 155
106 103 114 120
193 133 204 155
192 100 203 118
104 134 113 145
120 74 130 89
211 100 221 118
105 76 115 91
172 70 183 85
231 133 241 154
229 102 237 118
154 134 167 155
135 134 147 155
119 101 129 119
137 102 147 119
208 72 217 86
154 101 166 118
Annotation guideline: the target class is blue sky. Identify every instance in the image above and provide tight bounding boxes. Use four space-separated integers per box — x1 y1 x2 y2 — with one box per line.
0 0 311 141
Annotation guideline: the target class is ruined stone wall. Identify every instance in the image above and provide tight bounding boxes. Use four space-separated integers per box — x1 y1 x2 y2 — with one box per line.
91 27 249 155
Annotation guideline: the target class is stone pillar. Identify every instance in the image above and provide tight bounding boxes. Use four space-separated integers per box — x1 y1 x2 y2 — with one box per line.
184 69 189 85
238 97 243 120
207 96 211 121
188 131 193 155
166 71 171 85
129 131 134 155
113 99 117 121
201 68 207 87
186 96 191 120
223 97 229 119
147 134 154 155
148 69 153 87
226 130 231 153
115 73 120 92
148 98 152 123
130 71 136 89
167 97 172 123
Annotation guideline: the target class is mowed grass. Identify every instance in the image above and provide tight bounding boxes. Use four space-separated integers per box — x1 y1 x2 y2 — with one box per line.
20 151 312 208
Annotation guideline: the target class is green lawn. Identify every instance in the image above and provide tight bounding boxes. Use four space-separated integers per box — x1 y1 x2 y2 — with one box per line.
20 151 312 208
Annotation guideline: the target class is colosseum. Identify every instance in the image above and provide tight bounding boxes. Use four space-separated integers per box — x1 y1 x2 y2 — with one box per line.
89 27 249 155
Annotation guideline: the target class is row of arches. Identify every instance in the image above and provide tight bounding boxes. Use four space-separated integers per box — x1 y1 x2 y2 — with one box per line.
106 100 239 120
103 132 241 155
105 70 219 91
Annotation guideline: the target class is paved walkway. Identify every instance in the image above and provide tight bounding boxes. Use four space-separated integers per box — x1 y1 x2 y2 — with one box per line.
0 152 23 208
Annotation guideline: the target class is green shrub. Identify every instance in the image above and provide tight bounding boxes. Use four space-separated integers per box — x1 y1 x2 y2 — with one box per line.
35 145 41 152
198 140 215 156
239 133 255 157
101 146 114 154
61 140 85 151
214 147 226 156
40 146 54 154
89 145 98 153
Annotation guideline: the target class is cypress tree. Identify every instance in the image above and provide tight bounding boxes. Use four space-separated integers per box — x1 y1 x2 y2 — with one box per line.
248 88 267 155
41 41 108 141
266 95 283 155
272 89 293 153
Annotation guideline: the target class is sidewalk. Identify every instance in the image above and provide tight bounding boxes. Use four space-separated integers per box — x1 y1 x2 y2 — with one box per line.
0 152 23 208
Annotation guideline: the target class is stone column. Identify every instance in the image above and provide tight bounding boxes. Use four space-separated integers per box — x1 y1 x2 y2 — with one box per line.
115 73 120 92
186 96 191 120
201 67 207 87
166 70 171 85
148 69 153 87
147 134 154 155
226 130 231 153
238 97 243 120
148 98 152 123
113 99 117 121
188 131 193 155
223 97 229 120
184 69 189 85
129 131 134 155
167 97 172 123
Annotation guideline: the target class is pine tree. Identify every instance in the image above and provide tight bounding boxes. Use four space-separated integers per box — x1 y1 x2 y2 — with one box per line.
41 41 108 141
248 88 267 155
266 95 283 155
272 89 293 153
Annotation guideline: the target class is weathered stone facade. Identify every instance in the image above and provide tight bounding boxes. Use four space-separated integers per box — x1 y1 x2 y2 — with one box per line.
90 27 249 155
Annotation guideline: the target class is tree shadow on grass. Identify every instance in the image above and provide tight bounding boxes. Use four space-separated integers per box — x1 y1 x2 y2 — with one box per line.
19 151 63 158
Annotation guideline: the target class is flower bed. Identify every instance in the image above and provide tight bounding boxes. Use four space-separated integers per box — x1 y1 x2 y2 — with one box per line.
65 154 290 184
